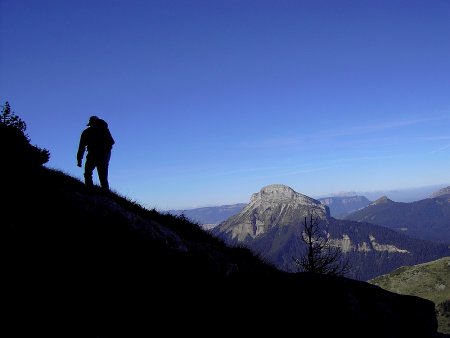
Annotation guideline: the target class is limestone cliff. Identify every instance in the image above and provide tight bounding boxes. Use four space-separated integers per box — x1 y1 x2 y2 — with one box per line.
217 184 329 241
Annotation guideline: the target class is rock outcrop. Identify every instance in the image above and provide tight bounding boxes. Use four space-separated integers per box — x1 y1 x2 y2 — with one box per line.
217 184 329 241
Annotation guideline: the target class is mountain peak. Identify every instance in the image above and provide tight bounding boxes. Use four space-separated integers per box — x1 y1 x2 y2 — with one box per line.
250 184 321 206
251 184 297 203
371 196 393 205
261 183 295 194
216 184 329 242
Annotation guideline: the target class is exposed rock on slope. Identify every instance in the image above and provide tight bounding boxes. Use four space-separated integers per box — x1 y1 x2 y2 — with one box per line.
218 184 329 241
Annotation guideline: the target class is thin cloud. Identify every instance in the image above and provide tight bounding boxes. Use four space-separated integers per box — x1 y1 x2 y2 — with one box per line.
211 165 278 176
431 144 450 154
329 119 426 138
329 154 403 164
422 136 450 141
240 118 430 149
253 165 336 180
240 136 303 149
275 165 336 177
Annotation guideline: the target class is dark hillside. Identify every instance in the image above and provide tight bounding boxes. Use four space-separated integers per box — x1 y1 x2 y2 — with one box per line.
3 166 274 333
1 111 442 337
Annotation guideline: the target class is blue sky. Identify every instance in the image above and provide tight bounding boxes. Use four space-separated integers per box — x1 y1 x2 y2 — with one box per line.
1 0 450 210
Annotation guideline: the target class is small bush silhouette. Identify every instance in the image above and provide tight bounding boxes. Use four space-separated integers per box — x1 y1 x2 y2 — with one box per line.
0 101 50 168
0 101 28 135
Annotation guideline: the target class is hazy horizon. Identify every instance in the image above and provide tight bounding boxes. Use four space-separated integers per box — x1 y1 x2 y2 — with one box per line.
164 182 448 211
1 0 449 210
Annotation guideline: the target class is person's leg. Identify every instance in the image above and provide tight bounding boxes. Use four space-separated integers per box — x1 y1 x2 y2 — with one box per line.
97 152 110 191
84 154 96 188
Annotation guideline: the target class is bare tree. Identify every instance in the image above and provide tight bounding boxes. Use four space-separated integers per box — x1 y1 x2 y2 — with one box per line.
293 214 349 276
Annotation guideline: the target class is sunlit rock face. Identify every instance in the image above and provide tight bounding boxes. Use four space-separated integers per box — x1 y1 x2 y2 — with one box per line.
329 234 410 254
217 184 329 241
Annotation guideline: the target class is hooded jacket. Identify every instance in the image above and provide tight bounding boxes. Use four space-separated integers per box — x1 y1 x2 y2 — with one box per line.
77 118 115 162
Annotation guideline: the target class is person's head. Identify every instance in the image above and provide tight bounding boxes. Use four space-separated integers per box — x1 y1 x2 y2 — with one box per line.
87 116 100 126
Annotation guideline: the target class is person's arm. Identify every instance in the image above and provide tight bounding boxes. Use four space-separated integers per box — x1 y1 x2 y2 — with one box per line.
77 130 87 166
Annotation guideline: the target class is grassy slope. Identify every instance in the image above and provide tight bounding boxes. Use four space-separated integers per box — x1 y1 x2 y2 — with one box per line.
369 257 450 334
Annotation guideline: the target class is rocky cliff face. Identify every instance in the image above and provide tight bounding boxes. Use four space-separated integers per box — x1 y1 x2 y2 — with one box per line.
217 184 329 241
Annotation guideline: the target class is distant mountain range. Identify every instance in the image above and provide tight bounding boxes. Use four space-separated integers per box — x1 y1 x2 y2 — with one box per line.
369 257 450 335
169 184 450 225
168 195 371 225
212 184 450 281
344 188 450 244
318 195 371 218
322 183 448 203
168 203 247 227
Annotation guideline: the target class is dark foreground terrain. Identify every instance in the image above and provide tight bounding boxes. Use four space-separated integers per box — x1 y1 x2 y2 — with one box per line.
1 119 443 337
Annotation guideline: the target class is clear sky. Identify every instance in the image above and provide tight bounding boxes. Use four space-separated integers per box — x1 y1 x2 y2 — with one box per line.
1 0 450 210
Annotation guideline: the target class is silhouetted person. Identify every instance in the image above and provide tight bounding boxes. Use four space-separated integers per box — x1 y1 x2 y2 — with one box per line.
77 116 115 191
